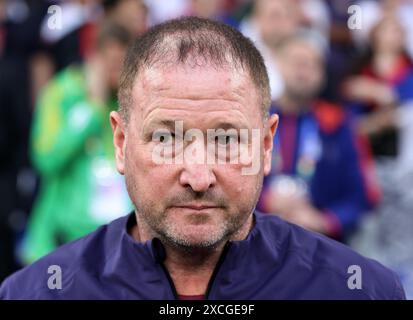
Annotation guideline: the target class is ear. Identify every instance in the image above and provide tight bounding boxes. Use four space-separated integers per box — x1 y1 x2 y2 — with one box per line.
263 114 279 176
110 111 126 175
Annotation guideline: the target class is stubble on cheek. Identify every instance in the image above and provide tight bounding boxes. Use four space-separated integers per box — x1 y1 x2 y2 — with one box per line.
122 132 263 246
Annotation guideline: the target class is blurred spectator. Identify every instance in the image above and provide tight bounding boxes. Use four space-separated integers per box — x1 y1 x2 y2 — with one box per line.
239 0 300 101
343 15 413 157
258 33 380 241
352 0 413 61
0 0 47 282
346 2 413 298
296 0 331 42
22 23 133 263
39 0 102 72
350 99 413 299
144 0 244 26
0 57 32 281
239 0 329 101
185 0 239 27
322 0 359 100
36 0 148 102
102 0 148 37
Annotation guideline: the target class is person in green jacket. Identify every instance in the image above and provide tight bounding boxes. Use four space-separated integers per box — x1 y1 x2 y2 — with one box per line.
23 23 133 263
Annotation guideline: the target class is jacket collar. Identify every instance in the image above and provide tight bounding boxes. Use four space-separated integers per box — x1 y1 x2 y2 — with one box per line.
110 211 283 299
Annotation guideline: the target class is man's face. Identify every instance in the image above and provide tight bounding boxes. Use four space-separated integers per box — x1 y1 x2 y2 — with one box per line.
255 0 299 48
372 17 405 53
112 0 147 37
192 0 222 18
111 64 277 248
279 40 324 103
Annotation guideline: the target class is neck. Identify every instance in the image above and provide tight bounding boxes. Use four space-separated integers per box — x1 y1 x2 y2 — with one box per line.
130 212 254 296
163 242 226 296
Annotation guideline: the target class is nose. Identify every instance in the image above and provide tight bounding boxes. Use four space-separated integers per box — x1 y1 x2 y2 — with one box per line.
179 163 217 193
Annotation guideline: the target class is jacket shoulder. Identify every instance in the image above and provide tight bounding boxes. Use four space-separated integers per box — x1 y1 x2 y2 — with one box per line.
255 212 405 299
0 215 127 299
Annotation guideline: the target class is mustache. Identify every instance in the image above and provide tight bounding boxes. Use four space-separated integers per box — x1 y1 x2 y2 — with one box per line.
164 189 227 208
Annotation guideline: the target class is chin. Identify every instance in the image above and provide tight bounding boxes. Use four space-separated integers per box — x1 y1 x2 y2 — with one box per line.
166 224 227 249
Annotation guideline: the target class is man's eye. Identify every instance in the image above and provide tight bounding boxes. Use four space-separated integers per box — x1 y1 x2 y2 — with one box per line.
154 131 174 144
216 135 238 146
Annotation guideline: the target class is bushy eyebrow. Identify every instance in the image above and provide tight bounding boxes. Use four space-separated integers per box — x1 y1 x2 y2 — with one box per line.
142 118 252 137
147 119 176 130
142 119 176 136
213 121 249 131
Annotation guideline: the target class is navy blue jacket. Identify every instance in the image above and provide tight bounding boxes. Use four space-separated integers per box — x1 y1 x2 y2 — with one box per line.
0 212 405 299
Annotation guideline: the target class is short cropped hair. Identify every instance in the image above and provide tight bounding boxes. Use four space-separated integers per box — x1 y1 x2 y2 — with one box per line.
118 16 270 122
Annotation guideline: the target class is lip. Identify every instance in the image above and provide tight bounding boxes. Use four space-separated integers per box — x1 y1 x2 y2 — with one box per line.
172 205 220 210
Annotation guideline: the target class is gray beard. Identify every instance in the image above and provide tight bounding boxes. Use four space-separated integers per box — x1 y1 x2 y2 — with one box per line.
136 203 242 251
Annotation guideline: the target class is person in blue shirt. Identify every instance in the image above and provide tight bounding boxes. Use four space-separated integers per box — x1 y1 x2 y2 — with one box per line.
0 17 405 300
258 32 381 242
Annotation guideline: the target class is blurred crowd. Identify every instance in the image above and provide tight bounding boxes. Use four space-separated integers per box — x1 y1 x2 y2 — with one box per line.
1 0 413 298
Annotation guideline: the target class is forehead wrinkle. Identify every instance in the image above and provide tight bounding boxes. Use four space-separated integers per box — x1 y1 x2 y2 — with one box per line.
133 65 261 128
141 103 251 133
135 91 244 122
